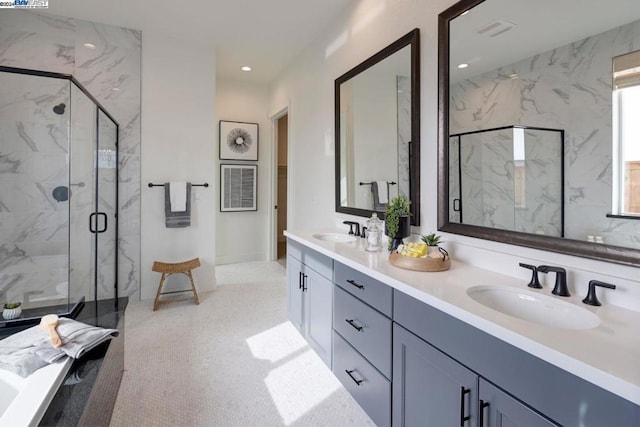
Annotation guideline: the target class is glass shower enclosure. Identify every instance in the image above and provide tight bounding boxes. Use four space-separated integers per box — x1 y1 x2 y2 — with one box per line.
0 66 118 325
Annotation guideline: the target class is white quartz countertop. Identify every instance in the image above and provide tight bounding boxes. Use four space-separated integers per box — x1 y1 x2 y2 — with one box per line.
284 229 640 406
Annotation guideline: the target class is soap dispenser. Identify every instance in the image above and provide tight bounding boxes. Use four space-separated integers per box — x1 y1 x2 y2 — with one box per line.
364 213 382 252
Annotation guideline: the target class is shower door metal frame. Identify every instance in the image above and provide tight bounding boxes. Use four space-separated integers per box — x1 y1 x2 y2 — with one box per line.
0 65 119 303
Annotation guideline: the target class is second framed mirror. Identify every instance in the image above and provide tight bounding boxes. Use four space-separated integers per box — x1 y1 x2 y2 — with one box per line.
335 28 420 225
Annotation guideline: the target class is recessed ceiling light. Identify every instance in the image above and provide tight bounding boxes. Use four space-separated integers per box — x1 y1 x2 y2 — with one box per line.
458 63 469 69
241 66 252 72
83 43 96 49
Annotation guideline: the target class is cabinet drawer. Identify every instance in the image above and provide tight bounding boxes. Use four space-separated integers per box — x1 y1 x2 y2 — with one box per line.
334 286 391 378
334 262 392 317
333 332 391 427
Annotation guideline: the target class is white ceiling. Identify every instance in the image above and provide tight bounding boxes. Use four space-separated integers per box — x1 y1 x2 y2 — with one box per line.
45 0 351 84
450 0 640 82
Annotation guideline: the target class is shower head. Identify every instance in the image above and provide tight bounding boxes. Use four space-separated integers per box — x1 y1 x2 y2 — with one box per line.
53 103 66 115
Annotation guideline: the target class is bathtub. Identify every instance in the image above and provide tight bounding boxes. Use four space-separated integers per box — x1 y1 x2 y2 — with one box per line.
0 357 72 426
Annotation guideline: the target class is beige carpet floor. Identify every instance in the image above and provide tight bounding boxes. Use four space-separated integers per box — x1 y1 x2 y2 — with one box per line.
110 261 375 426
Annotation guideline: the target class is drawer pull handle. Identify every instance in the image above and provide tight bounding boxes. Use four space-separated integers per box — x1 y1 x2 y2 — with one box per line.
346 279 364 289
459 387 470 426
298 271 303 289
345 369 364 386
479 400 490 427
345 318 363 332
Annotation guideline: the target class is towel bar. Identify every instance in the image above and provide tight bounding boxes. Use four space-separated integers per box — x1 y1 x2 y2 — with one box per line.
148 182 208 187
359 181 396 186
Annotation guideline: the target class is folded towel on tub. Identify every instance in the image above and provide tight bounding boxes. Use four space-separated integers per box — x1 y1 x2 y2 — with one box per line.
0 318 119 377
164 182 192 228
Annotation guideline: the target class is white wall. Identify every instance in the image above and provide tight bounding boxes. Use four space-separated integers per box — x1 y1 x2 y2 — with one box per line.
269 0 640 312
140 30 216 300
215 78 271 264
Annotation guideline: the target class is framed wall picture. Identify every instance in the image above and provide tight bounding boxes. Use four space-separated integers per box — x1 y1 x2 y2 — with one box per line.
219 120 259 161
220 164 257 212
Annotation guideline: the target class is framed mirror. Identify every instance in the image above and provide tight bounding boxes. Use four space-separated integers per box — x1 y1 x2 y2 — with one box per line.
336 29 420 225
438 0 640 266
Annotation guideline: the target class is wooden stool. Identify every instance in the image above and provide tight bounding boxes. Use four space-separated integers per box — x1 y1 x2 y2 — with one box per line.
152 258 201 311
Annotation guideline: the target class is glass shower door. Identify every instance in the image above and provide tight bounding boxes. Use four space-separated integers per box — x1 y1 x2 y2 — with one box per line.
69 83 97 305
95 109 118 300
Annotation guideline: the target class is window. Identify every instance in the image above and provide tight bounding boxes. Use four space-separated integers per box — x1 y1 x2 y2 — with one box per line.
612 50 640 216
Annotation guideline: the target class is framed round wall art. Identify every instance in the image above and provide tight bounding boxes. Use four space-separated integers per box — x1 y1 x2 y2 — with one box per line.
219 120 259 161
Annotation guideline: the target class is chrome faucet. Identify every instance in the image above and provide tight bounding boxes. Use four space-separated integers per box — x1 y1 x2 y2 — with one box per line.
538 265 570 297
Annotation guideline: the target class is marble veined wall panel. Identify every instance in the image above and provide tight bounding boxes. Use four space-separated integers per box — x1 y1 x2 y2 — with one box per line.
0 11 141 303
0 11 74 74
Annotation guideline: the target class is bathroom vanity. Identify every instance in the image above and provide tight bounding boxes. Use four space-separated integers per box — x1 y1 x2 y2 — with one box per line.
285 230 640 426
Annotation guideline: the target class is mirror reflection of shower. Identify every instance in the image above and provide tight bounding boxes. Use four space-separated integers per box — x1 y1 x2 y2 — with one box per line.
449 125 564 236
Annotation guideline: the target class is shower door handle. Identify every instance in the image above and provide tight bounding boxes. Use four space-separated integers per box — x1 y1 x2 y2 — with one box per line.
89 212 97 233
97 212 108 233
89 212 108 233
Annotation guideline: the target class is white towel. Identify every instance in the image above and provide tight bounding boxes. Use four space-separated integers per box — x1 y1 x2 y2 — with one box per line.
169 182 187 212
0 318 119 377
376 181 389 204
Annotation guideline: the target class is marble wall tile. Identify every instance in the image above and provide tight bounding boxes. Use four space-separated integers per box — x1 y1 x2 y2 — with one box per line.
0 11 75 74
0 11 141 305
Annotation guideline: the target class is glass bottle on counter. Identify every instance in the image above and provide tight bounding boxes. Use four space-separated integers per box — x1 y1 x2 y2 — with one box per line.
364 213 382 252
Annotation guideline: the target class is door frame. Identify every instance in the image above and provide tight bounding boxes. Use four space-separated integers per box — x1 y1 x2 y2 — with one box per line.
269 105 289 260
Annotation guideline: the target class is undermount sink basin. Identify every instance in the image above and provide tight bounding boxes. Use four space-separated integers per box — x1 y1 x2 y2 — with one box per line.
467 285 600 330
312 233 357 243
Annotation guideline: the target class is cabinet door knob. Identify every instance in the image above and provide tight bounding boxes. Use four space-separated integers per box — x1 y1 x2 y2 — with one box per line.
345 369 364 386
345 318 363 332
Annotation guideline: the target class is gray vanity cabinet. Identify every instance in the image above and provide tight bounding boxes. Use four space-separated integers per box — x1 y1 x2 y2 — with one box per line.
287 239 639 426
286 241 333 367
393 323 556 427
392 323 478 426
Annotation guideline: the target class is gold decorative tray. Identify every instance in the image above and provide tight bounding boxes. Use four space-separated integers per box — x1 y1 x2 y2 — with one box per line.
389 251 451 272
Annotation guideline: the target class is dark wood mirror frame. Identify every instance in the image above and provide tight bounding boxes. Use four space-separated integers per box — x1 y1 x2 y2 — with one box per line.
437 0 639 267
335 28 420 225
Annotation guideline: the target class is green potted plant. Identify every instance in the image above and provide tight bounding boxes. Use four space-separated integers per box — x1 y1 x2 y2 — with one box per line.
385 195 411 251
421 233 448 259
3 301 22 320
